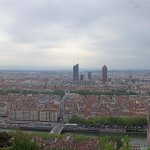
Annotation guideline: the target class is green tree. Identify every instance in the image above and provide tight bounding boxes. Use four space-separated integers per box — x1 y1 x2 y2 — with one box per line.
10 132 39 150
120 136 132 150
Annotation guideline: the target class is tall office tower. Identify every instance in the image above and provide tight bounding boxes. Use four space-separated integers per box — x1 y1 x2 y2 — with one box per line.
73 64 79 83
102 65 107 84
88 71 92 80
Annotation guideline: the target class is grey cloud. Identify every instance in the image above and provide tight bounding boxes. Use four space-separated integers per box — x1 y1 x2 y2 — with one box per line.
0 0 150 69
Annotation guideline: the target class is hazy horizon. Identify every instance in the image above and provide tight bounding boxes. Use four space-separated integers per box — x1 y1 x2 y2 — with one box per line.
0 0 150 69
0 65 150 71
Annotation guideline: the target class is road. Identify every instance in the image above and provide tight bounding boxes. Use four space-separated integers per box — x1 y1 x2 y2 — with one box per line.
49 124 64 134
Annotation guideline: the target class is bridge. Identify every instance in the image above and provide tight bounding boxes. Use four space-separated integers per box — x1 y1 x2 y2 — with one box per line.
49 124 64 134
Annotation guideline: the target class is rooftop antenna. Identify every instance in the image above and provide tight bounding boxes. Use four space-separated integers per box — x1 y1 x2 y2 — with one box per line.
74 57 77 65
73 57 79 66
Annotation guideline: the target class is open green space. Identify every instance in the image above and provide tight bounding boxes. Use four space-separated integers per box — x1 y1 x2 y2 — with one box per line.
0 88 138 96
0 89 65 96
69 115 148 128
0 131 134 150
70 89 137 96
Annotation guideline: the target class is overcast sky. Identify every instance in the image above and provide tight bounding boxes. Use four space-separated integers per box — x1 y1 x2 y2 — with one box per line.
0 0 150 70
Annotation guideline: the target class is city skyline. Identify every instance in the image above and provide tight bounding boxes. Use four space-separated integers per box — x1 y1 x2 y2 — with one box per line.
0 0 150 69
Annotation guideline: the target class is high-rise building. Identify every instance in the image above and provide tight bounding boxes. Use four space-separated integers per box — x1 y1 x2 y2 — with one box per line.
80 74 84 81
73 64 79 83
88 71 92 80
102 65 107 84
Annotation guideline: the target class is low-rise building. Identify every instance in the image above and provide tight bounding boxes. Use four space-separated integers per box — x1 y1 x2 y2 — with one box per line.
8 96 60 122
0 102 7 117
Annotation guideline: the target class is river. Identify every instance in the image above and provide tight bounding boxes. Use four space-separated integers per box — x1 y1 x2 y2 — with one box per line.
0 128 147 147
62 131 147 146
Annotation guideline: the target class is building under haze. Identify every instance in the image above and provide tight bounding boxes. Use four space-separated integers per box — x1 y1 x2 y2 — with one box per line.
88 71 92 80
80 74 84 81
102 65 107 84
73 64 79 83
